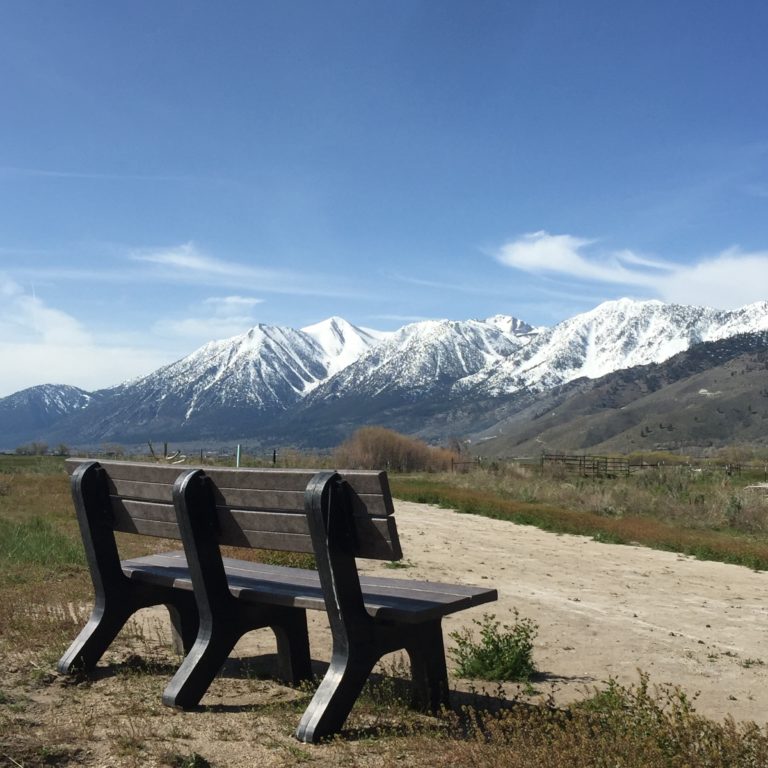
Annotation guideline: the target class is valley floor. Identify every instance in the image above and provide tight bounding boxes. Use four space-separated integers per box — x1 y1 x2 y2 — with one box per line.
4 499 768 767
384 500 768 722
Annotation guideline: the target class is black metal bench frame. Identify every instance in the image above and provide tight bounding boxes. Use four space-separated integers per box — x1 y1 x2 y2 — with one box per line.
58 459 497 743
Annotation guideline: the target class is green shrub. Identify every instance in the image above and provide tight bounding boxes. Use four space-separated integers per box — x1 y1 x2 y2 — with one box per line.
450 611 537 682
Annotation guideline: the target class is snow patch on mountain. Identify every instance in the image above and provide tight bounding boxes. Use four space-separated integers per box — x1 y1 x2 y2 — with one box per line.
301 316 390 383
2 298 767 448
484 314 539 341
310 318 526 403
459 298 768 398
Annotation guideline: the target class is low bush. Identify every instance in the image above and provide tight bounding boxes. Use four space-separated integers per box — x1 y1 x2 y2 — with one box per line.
450 611 538 682
335 426 456 472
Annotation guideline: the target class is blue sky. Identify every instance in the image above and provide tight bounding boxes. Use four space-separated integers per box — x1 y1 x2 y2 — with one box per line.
2 1 768 396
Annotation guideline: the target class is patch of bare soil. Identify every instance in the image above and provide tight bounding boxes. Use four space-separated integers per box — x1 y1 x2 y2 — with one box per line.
2 499 767 767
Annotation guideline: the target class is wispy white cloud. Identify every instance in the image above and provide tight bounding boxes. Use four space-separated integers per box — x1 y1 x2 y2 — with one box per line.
206 295 263 310
389 272 516 298
159 294 265 341
131 242 358 298
0 275 90 346
0 165 214 183
0 275 173 396
656 248 768 308
495 231 669 287
495 231 768 309
132 243 246 275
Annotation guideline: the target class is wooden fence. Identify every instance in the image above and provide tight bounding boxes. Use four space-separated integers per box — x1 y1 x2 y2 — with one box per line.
540 453 630 478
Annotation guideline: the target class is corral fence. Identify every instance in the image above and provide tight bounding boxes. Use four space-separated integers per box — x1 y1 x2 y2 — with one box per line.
539 453 768 481
540 453 630 478
451 458 484 472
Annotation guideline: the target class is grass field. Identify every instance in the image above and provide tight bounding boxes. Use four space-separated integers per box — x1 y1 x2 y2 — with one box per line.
391 461 768 570
1 456 768 766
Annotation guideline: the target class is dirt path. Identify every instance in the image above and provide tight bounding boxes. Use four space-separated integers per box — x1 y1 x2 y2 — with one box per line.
148 499 768 724
370 500 768 723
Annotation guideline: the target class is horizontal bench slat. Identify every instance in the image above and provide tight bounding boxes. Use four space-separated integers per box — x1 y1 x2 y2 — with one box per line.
68 459 391 503
105 478 391 517
205 468 391 500
111 499 402 560
210 487 391 517
113 505 180 538
122 552 496 623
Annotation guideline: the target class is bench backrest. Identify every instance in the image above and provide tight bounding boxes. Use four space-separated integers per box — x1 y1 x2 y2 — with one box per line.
65 459 402 561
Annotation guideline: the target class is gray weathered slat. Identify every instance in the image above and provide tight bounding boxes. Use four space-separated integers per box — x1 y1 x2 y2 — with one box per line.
211 487 392 518
112 498 178 523
217 509 400 561
67 459 390 500
123 552 497 623
107 478 174 503
66 459 182 484
110 498 401 560
112 504 181 538
205 467 390 499
106 478 391 518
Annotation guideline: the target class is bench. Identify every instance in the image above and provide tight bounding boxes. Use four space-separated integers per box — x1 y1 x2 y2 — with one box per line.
59 459 498 743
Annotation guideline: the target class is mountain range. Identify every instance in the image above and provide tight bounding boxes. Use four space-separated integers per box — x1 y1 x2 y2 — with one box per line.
2 298 768 454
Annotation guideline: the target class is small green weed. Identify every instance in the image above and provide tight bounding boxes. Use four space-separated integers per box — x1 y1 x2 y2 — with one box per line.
450 611 538 682
161 752 212 768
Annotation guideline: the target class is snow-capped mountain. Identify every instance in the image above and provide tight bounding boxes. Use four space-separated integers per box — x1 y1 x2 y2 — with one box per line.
1 299 767 449
39 319 384 443
312 318 529 405
0 384 96 447
484 314 538 339
459 299 768 399
301 317 392 384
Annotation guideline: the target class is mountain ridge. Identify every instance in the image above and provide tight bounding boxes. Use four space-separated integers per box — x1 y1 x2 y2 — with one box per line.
2 299 767 451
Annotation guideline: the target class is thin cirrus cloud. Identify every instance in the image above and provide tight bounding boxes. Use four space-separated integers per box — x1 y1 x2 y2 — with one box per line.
495 231 768 310
131 243 356 298
159 295 265 340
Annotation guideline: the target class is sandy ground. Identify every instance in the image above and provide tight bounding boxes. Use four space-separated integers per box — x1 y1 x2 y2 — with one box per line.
213 498 768 725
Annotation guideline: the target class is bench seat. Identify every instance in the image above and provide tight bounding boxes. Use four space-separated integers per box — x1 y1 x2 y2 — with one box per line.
122 550 497 624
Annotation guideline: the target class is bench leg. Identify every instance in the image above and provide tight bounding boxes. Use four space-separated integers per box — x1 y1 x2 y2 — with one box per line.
58 589 200 675
406 620 450 712
57 600 133 674
271 609 313 685
167 602 200 655
162 623 241 709
295 649 376 744
163 606 313 709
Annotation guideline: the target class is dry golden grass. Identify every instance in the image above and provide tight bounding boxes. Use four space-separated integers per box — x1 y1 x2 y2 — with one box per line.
391 464 768 570
3 457 768 766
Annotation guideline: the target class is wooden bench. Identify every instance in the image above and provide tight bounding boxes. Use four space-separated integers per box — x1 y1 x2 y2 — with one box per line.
59 459 498 743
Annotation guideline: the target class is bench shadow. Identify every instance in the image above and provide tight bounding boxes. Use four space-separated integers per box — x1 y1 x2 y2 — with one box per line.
200 655 599 722
72 653 181 682
69 653 597 707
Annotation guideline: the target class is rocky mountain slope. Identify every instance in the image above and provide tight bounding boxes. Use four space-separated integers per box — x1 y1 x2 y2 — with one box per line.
0 384 98 449
1 299 767 451
470 331 768 456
